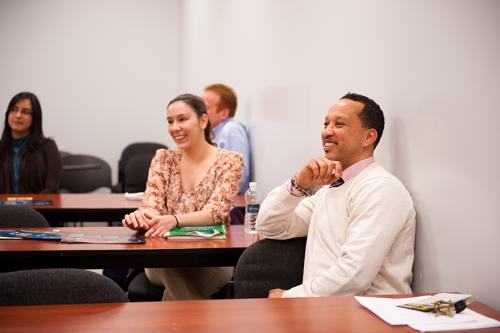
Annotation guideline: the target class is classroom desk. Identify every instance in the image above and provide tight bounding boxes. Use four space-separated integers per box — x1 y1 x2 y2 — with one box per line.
0 193 141 223
0 193 245 223
0 225 258 271
0 296 498 333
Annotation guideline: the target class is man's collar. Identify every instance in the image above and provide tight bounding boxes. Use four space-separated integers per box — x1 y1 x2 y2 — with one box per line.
212 118 231 131
341 156 375 182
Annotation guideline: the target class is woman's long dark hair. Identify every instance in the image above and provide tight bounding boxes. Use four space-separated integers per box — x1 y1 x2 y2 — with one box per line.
0 92 45 157
167 93 215 145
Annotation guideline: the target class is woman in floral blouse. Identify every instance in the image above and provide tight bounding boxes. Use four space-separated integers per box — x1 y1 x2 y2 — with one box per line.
122 93 243 300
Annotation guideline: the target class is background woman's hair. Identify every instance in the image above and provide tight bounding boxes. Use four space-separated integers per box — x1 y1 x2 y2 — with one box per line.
167 93 215 145
0 92 45 157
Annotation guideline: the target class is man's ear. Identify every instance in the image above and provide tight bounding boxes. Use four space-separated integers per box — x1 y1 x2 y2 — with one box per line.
218 107 230 121
363 128 378 148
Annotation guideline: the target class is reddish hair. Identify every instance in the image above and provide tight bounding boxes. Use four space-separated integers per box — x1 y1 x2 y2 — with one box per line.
204 83 238 117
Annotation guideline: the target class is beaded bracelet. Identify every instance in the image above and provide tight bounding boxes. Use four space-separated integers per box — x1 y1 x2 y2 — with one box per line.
290 175 312 197
172 215 180 228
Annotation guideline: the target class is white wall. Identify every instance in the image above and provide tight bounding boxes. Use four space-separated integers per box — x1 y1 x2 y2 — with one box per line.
179 0 500 309
0 0 180 183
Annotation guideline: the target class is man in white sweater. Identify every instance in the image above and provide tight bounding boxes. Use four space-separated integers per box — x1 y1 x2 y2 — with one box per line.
256 93 416 298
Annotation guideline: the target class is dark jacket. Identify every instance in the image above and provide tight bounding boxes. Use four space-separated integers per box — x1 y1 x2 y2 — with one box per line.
0 138 62 193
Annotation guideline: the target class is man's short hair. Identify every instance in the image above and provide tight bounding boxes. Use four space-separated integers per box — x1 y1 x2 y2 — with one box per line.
341 92 385 149
204 83 238 118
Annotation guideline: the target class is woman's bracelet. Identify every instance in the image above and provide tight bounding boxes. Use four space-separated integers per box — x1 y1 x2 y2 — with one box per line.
172 215 180 228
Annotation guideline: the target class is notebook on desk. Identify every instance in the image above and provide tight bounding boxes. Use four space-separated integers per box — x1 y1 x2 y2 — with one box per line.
0 229 145 244
0 197 53 206
0 229 62 240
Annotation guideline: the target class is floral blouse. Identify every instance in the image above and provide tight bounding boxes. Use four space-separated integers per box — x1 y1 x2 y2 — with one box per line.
142 148 243 224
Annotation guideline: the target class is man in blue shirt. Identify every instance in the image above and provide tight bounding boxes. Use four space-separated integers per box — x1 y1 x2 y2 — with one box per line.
202 83 251 194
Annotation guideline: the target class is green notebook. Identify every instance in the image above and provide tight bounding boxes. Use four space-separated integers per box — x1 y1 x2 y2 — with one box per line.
163 225 227 239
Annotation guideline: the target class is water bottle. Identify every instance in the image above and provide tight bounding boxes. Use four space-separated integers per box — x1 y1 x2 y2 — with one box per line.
244 182 259 234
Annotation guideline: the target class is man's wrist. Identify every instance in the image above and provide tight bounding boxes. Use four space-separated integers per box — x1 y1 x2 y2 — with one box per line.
290 175 312 197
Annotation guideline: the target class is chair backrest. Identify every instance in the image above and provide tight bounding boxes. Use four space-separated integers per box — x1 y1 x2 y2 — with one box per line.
233 237 307 298
0 268 128 306
0 206 50 228
229 207 244 225
60 154 112 193
123 153 155 193
59 150 72 160
117 142 166 188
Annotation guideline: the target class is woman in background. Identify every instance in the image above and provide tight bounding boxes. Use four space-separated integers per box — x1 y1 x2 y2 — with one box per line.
0 92 62 193
122 93 243 300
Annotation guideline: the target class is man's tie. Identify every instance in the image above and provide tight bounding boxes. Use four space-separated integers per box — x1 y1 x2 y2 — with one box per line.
329 178 345 188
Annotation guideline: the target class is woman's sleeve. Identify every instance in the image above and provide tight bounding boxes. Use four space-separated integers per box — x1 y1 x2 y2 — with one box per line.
142 149 168 214
203 151 244 224
41 139 62 193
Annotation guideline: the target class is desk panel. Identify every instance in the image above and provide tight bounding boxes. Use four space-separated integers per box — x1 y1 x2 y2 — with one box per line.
0 225 258 270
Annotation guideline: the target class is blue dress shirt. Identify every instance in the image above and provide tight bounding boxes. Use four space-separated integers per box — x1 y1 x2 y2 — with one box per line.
12 136 29 193
212 118 251 194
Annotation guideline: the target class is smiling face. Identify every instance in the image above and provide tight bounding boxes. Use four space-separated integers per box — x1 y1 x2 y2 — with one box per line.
166 101 208 150
322 99 377 168
8 98 33 139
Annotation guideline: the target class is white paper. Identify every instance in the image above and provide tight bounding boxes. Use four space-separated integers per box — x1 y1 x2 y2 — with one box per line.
355 296 474 325
355 295 500 332
125 192 145 201
403 293 471 306
409 309 500 332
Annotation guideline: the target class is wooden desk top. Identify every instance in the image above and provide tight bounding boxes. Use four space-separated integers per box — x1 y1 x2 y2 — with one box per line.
0 296 498 333
0 193 244 223
0 225 259 270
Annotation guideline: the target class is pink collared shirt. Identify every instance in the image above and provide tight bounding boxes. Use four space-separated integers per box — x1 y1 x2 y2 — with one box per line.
341 156 375 183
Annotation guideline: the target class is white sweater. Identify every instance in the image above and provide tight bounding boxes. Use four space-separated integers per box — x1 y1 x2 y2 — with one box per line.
256 163 416 298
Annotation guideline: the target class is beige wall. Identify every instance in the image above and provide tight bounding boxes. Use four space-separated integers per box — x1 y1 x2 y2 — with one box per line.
1 0 499 310
0 0 180 180
178 0 500 309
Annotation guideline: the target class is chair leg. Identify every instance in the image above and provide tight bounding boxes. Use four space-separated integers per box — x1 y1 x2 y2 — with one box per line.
225 280 234 299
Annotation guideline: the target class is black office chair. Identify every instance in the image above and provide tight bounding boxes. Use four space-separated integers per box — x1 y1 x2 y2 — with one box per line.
113 142 167 193
0 205 50 228
0 268 128 306
127 269 232 301
122 153 155 193
229 206 245 225
60 154 112 193
233 237 307 298
59 150 72 160
0 206 51 273
127 270 164 301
